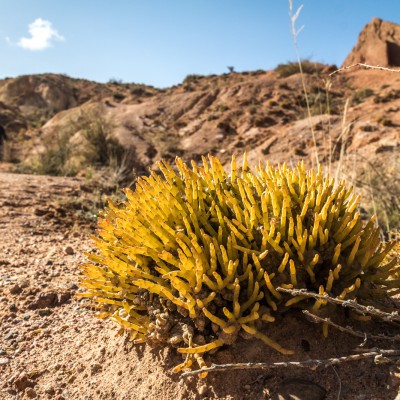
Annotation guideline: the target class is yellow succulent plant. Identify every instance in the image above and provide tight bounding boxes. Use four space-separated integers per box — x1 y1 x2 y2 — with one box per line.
80 155 399 376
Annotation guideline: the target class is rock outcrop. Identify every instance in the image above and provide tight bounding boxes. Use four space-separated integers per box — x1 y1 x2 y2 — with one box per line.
342 18 400 67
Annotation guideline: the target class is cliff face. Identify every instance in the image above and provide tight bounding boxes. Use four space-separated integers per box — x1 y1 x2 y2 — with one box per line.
342 18 400 67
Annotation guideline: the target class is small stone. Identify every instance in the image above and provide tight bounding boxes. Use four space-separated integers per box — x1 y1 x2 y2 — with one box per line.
58 292 72 305
37 308 52 317
44 385 56 395
9 284 22 295
65 246 74 255
198 385 208 396
28 292 58 309
9 303 17 312
5 312 17 320
20 279 30 288
5 331 16 340
76 364 85 373
26 387 37 398
21 313 31 320
14 372 32 391
90 363 102 375
0 357 10 365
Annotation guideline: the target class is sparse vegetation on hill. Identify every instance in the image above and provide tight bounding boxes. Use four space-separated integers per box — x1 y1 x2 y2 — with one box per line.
0 65 399 241
275 60 327 78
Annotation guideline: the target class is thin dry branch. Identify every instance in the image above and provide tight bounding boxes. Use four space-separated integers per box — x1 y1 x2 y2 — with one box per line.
180 350 400 378
302 310 400 342
330 63 400 76
277 287 400 322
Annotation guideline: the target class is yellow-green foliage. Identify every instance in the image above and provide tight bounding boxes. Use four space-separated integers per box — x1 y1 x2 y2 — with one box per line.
80 155 399 375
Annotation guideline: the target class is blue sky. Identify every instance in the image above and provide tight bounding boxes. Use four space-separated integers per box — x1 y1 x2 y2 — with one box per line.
1 1 400 88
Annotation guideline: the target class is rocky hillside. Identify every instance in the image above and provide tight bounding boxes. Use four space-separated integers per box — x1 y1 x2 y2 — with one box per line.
0 20 399 234
1 66 399 170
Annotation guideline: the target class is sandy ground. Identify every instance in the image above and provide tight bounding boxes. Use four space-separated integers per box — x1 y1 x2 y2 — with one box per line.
0 171 399 400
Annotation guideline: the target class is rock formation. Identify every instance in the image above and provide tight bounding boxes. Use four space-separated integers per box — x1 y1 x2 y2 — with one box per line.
342 18 400 67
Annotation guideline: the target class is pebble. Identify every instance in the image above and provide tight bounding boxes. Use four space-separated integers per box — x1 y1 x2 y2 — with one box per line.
65 246 74 255
0 357 10 365
5 331 17 340
37 308 52 317
9 284 22 295
197 385 208 396
90 363 102 375
20 279 30 288
44 385 56 395
13 372 31 391
25 387 37 398
28 292 58 309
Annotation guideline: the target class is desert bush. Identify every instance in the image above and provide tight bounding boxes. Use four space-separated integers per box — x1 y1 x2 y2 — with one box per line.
215 103 229 113
80 155 398 376
350 155 400 240
108 78 123 85
182 74 205 86
0 140 19 163
275 60 322 78
377 117 395 127
23 109 139 185
252 115 276 128
351 88 374 105
113 93 126 102
80 115 139 185
81 118 123 166
33 132 76 176
374 89 400 103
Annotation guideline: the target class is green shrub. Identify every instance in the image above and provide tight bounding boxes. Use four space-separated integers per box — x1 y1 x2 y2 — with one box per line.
182 74 205 85
34 132 76 176
351 88 374 105
275 60 321 78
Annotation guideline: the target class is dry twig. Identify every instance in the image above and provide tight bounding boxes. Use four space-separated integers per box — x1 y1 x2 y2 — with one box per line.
277 287 400 322
180 349 400 378
302 310 400 342
329 63 400 76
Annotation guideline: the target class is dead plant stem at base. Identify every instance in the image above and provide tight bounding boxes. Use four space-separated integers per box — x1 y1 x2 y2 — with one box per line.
180 349 400 378
303 310 400 342
277 287 400 322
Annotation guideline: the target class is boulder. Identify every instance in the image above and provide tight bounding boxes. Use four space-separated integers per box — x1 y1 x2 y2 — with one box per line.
342 18 400 67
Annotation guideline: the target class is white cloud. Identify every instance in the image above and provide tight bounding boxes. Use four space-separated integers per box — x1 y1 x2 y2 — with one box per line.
17 18 64 51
